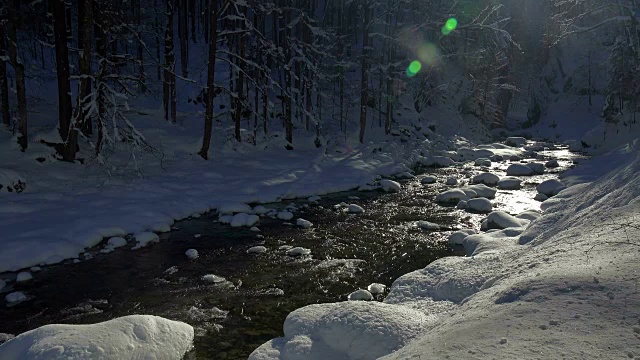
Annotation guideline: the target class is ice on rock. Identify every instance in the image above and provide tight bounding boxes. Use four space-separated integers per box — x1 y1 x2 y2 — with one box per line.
464 184 497 199
545 159 560 168
277 211 294 220
445 177 458 186
348 289 374 301
506 137 527 147
417 221 440 231
185 249 199 260
307 196 321 202
296 218 313 229
16 272 32 282
247 246 267 254
481 211 529 231
5 292 27 304
472 172 500 186
421 176 437 184
380 179 401 192
107 237 127 249
367 283 386 294
506 163 534 176
347 204 365 214
131 232 160 250
202 274 226 283
230 213 260 227
448 229 477 245
250 226 260 232
252 205 270 215
527 162 545 175
534 193 548 201
436 189 471 203
218 202 252 214
537 179 566 197
0 315 194 360
287 247 311 256
497 177 522 190
467 198 493 213
474 158 492 167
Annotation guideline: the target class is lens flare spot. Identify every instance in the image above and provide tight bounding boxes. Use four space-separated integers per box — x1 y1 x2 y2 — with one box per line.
417 43 439 65
406 60 422 77
441 17 458 35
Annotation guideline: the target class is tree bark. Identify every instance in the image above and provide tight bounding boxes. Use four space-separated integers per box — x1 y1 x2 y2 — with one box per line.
198 0 219 160
359 1 370 144
76 0 93 135
164 0 176 123
6 0 27 150
53 0 76 161
0 24 10 128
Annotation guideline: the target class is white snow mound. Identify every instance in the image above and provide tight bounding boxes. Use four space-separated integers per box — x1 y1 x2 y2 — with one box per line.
0 315 194 360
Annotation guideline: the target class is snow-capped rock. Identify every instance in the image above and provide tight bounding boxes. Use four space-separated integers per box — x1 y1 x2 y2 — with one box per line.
107 237 127 249
380 179 401 192
218 202 252 215
131 232 160 250
247 246 267 254
367 283 386 295
506 164 534 176
448 229 477 245
296 218 313 229
421 176 437 184
481 211 528 230
526 162 545 175
417 221 440 230
16 272 32 283
277 211 294 220
472 172 500 186
467 198 493 213
230 213 260 227
474 158 492 167
536 179 566 197
286 247 311 256
497 177 522 190
0 315 194 360
5 292 27 304
348 289 374 301
436 189 470 203
202 274 226 283
395 172 415 180
185 249 199 260
464 184 497 199
445 177 458 186
347 204 365 214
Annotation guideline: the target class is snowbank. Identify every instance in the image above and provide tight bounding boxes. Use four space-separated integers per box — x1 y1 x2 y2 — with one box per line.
0 315 194 360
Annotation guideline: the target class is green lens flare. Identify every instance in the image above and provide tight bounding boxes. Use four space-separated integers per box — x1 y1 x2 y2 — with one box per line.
441 17 458 35
406 60 422 77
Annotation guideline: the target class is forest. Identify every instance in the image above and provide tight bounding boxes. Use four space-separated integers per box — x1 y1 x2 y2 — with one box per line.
0 0 636 164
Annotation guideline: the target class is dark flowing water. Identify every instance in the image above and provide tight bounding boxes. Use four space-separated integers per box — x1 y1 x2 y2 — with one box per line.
0 142 581 359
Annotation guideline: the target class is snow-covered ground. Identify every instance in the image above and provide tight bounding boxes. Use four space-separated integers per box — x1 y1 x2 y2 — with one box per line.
250 139 640 359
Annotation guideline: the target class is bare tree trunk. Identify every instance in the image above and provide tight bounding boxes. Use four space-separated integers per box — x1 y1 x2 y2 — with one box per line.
76 0 93 135
358 1 370 144
198 0 219 159
53 0 76 161
136 0 145 91
284 5 293 148
164 0 176 123
7 0 27 150
0 25 10 128
95 9 107 156
234 13 245 143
